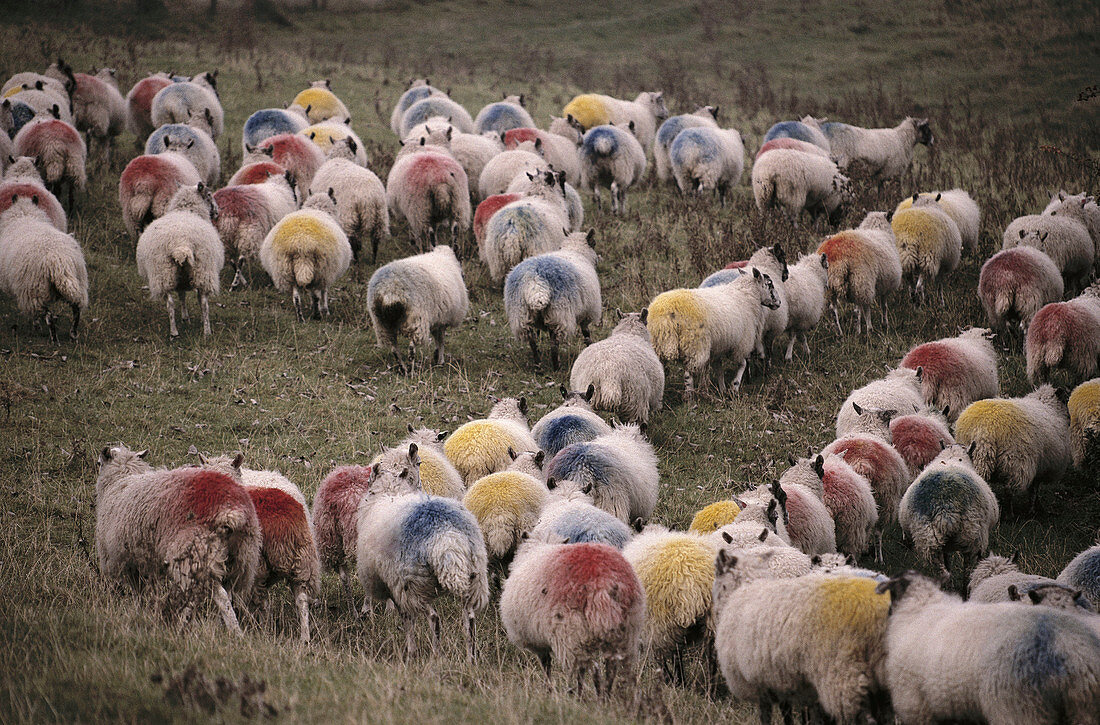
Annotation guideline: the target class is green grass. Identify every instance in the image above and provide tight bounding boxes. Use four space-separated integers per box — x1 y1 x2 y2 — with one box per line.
1 0 1099 721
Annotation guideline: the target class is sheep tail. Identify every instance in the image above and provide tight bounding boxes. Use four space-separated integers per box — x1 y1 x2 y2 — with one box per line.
293 254 315 288
168 238 195 268
46 250 87 308
993 288 1014 320
522 275 552 312
481 511 516 560
590 378 619 410
429 529 475 598
592 134 614 157
756 177 776 209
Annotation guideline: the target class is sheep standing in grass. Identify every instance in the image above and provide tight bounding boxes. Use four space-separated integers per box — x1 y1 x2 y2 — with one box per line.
531 386 613 459
501 537 644 694
563 92 668 150
253 133 326 190
119 151 202 238
748 478 836 557
399 95 475 137
478 145 549 199
390 79 442 136
954 385 1071 512
242 108 309 150
835 366 924 437
669 125 744 205
6 85 73 125
782 252 829 360
228 158 286 186
1059 545 1100 610
125 72 171 140
503 127 581 186
1068 378 1100 468
300 121 369 167
463 451 548 565
816 211 902 335
289 81 351 124
894 189 980 253
145 122 220 186
654 106 718 183
212 171 297 288
978 246 1064 333
688 500 741 535
742 244 789 361
310 137 389 261
49 64 126 162
474 95 534 135
313 464 374 614
0 194 87 341
136 183 223 337
372 427 464 500
1025 283 1100 385
529 487 633 549
890 407 955 473
751 149 850 226
448 130 504 201
579 124 646 214
444 397 538 485
4 73 71 112
877 571 1100 725
1003 217 1094 293
0 156 66 231
570 310 665 424
761 116 831 151
387 143 471 251
820 117 934 179
150 72 223 139
1045 192 1100 271
647 268 780 399
260 190 352 321
892 199 962 303
480 170 569 284
504 230 601 369
473 192 521 244
95 445 261 634
13 116 85 210
781 452 879 558
901 328 999 421
970 554 1093 611
367 245 468 368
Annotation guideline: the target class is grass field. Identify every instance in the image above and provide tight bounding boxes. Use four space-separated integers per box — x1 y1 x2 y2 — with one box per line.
1 0 1099 721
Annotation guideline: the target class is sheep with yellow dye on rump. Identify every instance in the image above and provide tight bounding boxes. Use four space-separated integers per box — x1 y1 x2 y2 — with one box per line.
289 80 351 124
688 500 742 535
372 427 465 500
463 451 548 564
444 397 538 486
892 198 961 303
894 189 979 253
1068 378 1100 468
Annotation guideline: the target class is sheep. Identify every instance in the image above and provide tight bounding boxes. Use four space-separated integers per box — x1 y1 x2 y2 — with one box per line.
890 407 955 474
501 537 644 694
741 244 790 362
308 138 389 262
579 124 646 214
0 194 87 341
0 98 35 142
528 487 633 549
978 246 1064 333
212 171 298 288
820 117 933 179
312 464 374 613
3 73 70 110
0 156 66 231
478 146 549 199
95 445 261 634
446 130 504 201
781 452 879 558
150 72 223 139
386 146 471 251
5 86 72 126
367 244 468 368
1068 378 1100 468
647 267 780 399
894 189 980 253
1059 545 1100 610
390 79 443 136
892 201 962 302
782 252 829 360
547 114 583 145
503 127 581 186
954 384 1072 512
118 151 202 239
751 149 850 226
145 122 220 186
970 554 1094 612
654 106 719 183
1044 192 1100 270
474 95 534 135
473 192 521 244
463 451 548 564
300 121 368 167
504 230 601 369
712 550 890 724
569 310 665 424
563 92 668 150
716 495 792 550
1003 215 1094 292
560 95 612 132
125 72 172 139
877 571 1100 725
289 82 351 124
12 116 85 210
543 424 658 527
900 328 999 421
399 95 475 137
480 171 570 284
51 65 125 161
746 478 836 557
761 115 831 151
899 442 999 582
835 366 924 437
200 454 320 643
1025 283 1100 385
504 167 574 227
371 427 465 502
754 137 831 160
242 108 309 150
444 397 538 485
531 386 613 459
687 500 741 535
252 133 326 190
260 191 352 321
669 125 744 205
136 183 223 337
623 527 718 684
227 159 286 186
816 211 903 335
357 444 489 661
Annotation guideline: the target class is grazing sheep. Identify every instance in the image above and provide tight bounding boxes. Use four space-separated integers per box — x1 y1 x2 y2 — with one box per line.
821 117 934 179
978 246 1064 332
300 121 368 167
781 452 879 558
242 108 309 150
816 211 903 335
463 451 548 564
448 130 504 201
761 116 831 151
260 191 352 321
478 147 549 199
688 500 742 535
836 367 924 437
6 86 73 125
51 66 125 160
1059 545 1100 610
145 122 220 186
746 478 836 557
0 156 66 231
150 72 223 139
1068 378 1100 468
357 444 489 661
531 386 613 460
1025 284 1100 385
1003 214 1095 291
579 124 647 214
954 385 1072 512
0 98 35 141
751 149 850 226
313 464 374 613
399 95 475 137
13 116 85 210
754 137 831 160
390 79 443 136
569 310 665 424
480 171 570 284
367 245 468 367
543 424 658 527
136 183 223 337
119 152 202 238
892 201 962 302
1045 192 1100 270
387 146 471 251
254 133 326 190
310 138 389 261
894 189 980 253
3 73 71 110
227 159 286 186
0 194 87 341
503 127 580 185
212 171 297 288
95 445 261 634
669 125 744 205
504 230 601 369
970 554 1093 612
125 72 172 139
474 95 534 135
782 252 829 359
890 407 955 474
901 328 999 421
647 268 781 399
563 92 668 150
289 83 351 124
501 537 644 694
528 488 633 549
654 106 718 183
877 571 1100 725
444 397 538 485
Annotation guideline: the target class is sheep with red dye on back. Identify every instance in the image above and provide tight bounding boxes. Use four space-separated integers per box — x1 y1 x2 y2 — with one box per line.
978 246 1063 333
890 407 955 474
13 116 85 210
312 463 375 615
119 151 201 238
900 328 999 423
0 156 66 231
1025 283 1100 386
817 211 902 335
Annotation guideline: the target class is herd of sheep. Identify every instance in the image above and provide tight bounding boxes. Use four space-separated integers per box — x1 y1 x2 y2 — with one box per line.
3 57 1100 723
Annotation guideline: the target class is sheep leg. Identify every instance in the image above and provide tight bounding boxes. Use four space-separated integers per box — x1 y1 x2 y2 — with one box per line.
339 566 359 619
784 335 796 361
212 583 243 636
732 358 749 393
70 303 81 340
403 611 416 661
550 339 561 371
537 650 553 683
683 369 695 402
716 367 728 398
167 294 179 337
527 336 541 366
580 322 591 344
463 608 476 663
801 333 811 356
450 220 459 246
179 290 189 322
371 228 381 264
757 697 773 725
603 658 618 696
875 529 884 564
296 585 311 644
200 292 211 336
881 299 890 329
320 288 331 316
292 287 304 322
427 606 441 653
592 188 602 211
312 289 323 319
609 183 619 215
831 302 843 334
67 180 74 214
574 663 586 698
44 310 58 343
778 701 794 725
591 663 602 697
432 329 445 365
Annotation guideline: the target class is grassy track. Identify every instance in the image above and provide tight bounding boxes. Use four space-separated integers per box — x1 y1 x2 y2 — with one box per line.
1 0 1098 721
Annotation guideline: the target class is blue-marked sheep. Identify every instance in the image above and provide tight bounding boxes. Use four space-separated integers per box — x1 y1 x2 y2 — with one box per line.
145 122 220 186
390 79 443 136
1059 545 1100 611
474 95 534 135
570 310 665 424
761 115 831 151
242 108 309 151
150 71 223 139
399 95 475 138
579 124 646 214
531 386 613 460
528 488 633 549
669 125 744 205
654 106 718 184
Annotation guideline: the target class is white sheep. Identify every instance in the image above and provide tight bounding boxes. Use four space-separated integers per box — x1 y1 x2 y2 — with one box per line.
741 244 790 361
309 138 389 262
444 397 538 485
1025 283 1100 385
5 85 72 125
51 65 126 162
894 189 980 253
3 73 70 110
1044 192 1100 271
970 554 1093 612
1058 545 1100 611
386 146 471 251
367 244 468 368
530 386 613 460
751 148 851 226
835 367 924 437
1003 214 1094 292
821 117 934 179
780 451 879 558
390 79 443 136
816 211 903 335
212 171 297 288
450 130 505 201
579 124 646 215
669 125 744 205
399 95 475 138
978 246 1064 333
900 328 999 421
480 170 570 284
504 230 601 369
527 487 633 549
781 252 829 360
892 200 962 303
478 146 549 199
136 183 223 337
654 106 718 184
502 127 580 188
150 72 224 139
375 426 465 500
569 310 665 424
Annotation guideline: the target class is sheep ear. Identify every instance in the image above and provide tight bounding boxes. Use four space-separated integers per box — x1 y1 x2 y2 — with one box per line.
534 450 544 467
758 528 769 542
721 531 733 544
559 384 569 399
584 384 595 402
445 126 452 141
1008 585 1022 601
518 396 528 415
436 430 448 441
186 139 195 148
967 441 976 458
546 476 557 490
164 136 171 148
231 452 244 469
499 131 507 144
631 517 645 533
939 439 946 451
731 495 747 509
507 446 517 461
914 366 923 382
640 308 648 324
534 137 542 150
852 401 863 415
1027 589 1043 604
136 449 149 459
419 137 425 146
813 455 825 479
100 446 112 463
1010 550 1021 564
788 454 797 466
942 405 950 418
811 555 822 566
715 549 736 576
935 193 942 201
628 120 635 132
31 194 38 206
752 267 761 279
1019 229 1026 239
328 187 336 203
348 137 357 154
526 171 536 180
196 181 205 193
581 482 593 495
586 228 596 247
